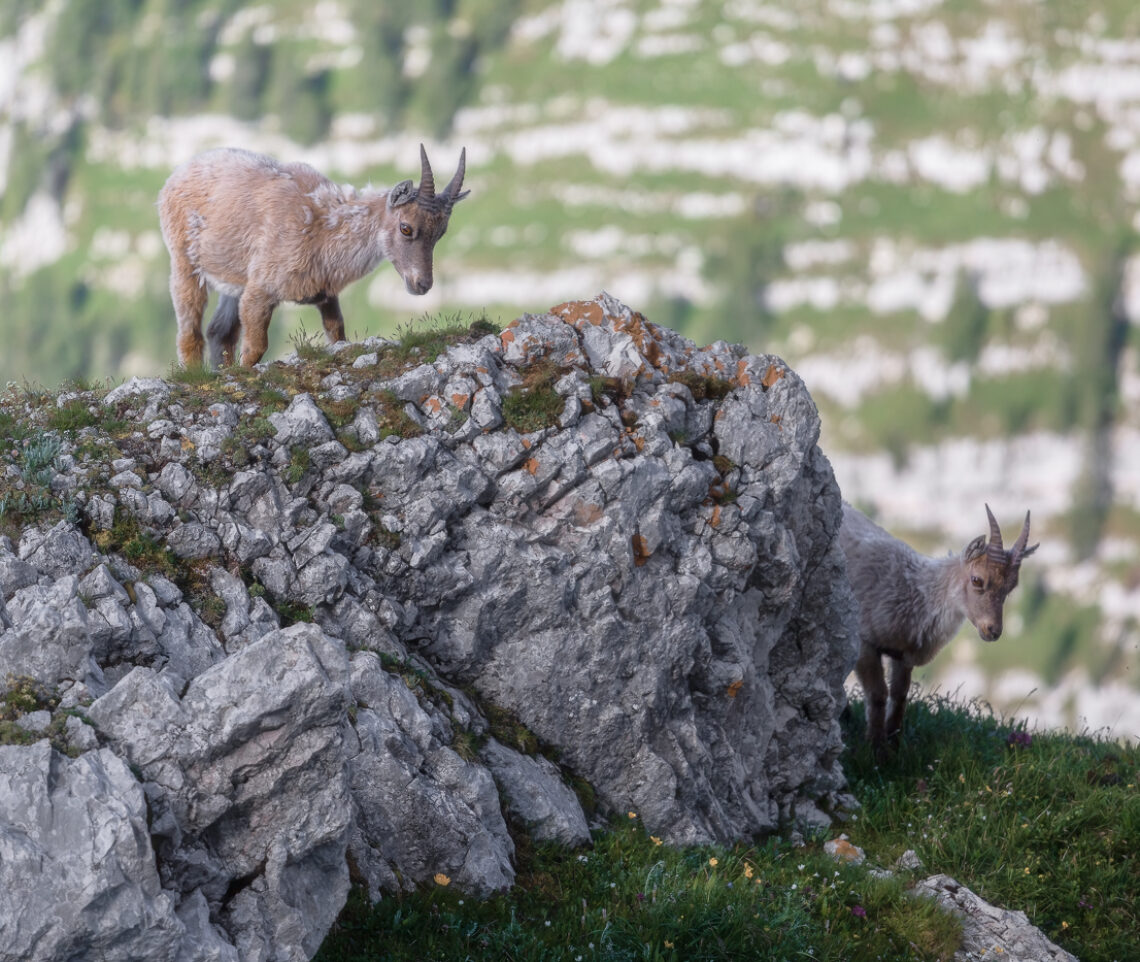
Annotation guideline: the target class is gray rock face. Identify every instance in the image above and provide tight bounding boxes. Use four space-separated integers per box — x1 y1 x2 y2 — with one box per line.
481 738 591 846
87 627 354 952
0 743 185 962
0 294 859 960
1 574 106 692
915 875 1078 962
347 651 515 899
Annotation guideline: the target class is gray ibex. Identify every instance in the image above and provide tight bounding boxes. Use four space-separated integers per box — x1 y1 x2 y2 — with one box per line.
158 144 468 367
840 502 1038 752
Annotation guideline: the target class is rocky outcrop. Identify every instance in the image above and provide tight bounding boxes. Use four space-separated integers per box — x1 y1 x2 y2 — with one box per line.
0 294 858 961
916 875 1078 962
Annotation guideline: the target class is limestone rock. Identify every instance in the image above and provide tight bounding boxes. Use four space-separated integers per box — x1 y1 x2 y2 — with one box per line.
103 376 171 404
268 393 335 446
1 576 106 692
480 737 591 847
347 651 515 899
87 624 355 960
915 874 1077 962
0 294 861 960
0 743 186 962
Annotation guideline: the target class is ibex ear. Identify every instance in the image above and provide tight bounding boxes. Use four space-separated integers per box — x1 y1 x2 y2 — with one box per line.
388 180 416 208
1018 541 1040 559
963 535 986 562
451 189 471 204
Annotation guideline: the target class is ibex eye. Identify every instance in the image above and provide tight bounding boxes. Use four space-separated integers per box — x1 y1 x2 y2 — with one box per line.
971 576 984 589
400 224 413 237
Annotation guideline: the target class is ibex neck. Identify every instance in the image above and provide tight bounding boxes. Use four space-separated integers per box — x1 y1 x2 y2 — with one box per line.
316 195 391 289
911 554 969 656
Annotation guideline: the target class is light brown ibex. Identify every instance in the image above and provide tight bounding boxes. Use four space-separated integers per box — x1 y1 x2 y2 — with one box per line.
158 144 468 367
840 502 1038 753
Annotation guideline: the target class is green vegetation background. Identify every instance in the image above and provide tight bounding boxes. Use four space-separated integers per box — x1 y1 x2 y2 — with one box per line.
2 2 1139 733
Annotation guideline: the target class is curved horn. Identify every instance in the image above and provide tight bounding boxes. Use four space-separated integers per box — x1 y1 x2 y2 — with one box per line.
984 503 1006 565
442 147 466 206
418 144 436 201
1010 510 1035 563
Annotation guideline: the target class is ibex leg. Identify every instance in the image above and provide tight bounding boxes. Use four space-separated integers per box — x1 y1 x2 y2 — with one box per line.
169 254 208 366
206 294 242 367
855 646 887 747
885 659 914 743
316 294 346 344
238 287 278 367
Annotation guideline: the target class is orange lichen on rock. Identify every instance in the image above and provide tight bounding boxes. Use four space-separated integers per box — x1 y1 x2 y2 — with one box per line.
552 300 605 327
824 836 866 864
761 364 785 389
525 457 540 476
726 680 744 699
632 533 651 567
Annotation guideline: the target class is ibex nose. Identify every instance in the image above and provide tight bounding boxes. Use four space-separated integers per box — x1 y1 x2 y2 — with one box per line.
405 274 433 295
978 623 1002 642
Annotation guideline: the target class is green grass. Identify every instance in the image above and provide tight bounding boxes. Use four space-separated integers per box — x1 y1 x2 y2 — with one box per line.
390 312 499 366
843 695 1138 962
314 695 1138 962
316 817 960 962
0 431 69 537
0 675 90 758
90 512 179 579
501 359 568 435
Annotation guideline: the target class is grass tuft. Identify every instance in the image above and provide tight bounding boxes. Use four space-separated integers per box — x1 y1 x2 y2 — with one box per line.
501 360 568 435
841 693 1139 962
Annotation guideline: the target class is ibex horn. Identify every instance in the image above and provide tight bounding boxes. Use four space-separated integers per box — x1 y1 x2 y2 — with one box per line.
984 504 1006 565
443 147 466 207
1010 510 1036 563
418 144 436 201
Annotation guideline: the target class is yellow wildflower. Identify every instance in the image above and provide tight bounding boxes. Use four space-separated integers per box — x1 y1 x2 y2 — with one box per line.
744 864 754 879
708 857 718 867
433 873 451 886
650 835 663 846
664 941 674 949
628 811 638 819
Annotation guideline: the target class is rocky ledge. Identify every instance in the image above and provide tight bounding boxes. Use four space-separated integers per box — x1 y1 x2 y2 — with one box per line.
0 293 857 961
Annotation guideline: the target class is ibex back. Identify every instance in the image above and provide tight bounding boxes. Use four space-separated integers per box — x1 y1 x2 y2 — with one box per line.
840 502 1038 754
158 144 468 367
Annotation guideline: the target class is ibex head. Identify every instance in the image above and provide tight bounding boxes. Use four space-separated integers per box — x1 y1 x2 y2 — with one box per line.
384 144 469 295
960 504 1039 642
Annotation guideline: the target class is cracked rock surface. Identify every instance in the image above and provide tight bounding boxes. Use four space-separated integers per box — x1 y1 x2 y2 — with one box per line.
915 875 1078 962
0 294 858 961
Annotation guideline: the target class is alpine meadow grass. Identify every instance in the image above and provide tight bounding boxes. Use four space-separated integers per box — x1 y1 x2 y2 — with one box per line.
314 695 1138 961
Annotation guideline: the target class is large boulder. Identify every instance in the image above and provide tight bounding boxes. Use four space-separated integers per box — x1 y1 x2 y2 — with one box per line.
0 744 185 962
86 624 355 962
0 294 859 959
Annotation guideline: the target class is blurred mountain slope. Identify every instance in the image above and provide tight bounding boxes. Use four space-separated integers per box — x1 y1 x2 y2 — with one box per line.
2 0 1140 737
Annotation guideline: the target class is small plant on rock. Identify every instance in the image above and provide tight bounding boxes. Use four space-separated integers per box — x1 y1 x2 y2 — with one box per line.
501 361 567 435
